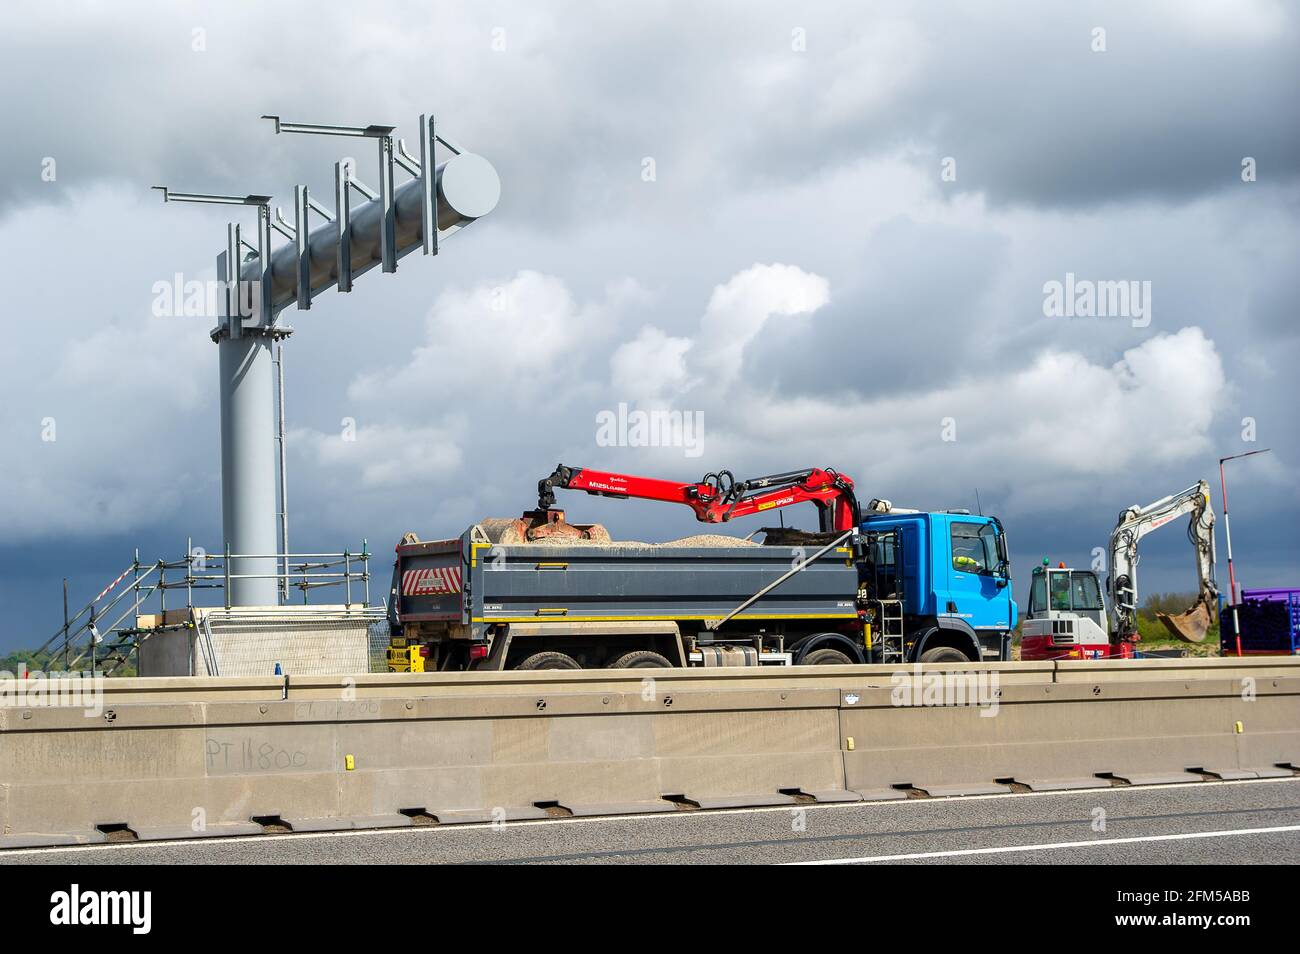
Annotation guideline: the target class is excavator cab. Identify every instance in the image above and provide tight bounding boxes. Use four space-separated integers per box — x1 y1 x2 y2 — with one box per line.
1020 564 1111 660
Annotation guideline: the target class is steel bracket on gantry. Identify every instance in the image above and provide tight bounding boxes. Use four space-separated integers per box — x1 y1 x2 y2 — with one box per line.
261 113 469 293
150 188 281 341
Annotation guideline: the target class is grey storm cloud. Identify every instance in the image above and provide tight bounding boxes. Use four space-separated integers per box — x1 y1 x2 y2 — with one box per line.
0 0 1297 650
2 2 1297 218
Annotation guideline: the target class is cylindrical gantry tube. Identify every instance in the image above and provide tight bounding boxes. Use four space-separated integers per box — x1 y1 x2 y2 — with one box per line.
219 333 280 607
239 152 501 311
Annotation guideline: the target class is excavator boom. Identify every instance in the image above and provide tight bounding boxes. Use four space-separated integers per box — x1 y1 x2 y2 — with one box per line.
1107 479 1218 645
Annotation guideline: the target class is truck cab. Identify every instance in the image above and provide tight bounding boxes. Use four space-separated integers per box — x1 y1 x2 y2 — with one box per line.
860 509 1016 662
1020 564 1110 660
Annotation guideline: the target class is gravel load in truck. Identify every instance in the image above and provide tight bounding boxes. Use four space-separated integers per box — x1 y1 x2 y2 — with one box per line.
387 509 888 671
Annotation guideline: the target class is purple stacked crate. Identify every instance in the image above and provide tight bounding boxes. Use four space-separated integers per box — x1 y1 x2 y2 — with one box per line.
1223 588 1300 655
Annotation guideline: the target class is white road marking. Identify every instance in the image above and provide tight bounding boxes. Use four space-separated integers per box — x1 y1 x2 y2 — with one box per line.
4 775 1295 857
787 823 1300 864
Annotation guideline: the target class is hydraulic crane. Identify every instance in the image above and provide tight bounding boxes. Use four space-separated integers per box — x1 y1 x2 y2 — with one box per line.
536 463 862 532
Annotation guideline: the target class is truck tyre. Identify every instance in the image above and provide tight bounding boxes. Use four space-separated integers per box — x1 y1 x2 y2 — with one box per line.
610 650 674 669
514 651 582 671
801 647 854 665
919 646 971 663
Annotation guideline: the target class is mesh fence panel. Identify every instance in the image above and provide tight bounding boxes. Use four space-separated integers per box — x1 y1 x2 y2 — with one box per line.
196 608 387 677
367 618 392 673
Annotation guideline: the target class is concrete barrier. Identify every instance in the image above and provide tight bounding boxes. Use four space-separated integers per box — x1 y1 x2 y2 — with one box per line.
1 658 1296 847
839 675 1298 796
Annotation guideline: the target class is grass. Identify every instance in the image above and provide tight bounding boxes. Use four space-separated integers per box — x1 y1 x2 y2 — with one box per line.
1134 613 1221 657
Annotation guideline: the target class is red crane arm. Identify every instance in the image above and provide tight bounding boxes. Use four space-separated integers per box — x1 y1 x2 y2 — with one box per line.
537 464 860 532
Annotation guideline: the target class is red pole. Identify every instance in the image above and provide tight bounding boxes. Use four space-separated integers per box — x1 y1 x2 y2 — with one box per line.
1220 448 1272 658
1220 458 1242 658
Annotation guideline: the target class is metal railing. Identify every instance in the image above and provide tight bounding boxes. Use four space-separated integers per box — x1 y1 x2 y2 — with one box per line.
31 544 374 675
200 542 372 608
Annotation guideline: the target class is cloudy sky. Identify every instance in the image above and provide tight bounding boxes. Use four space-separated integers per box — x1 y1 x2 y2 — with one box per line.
1 1 1296 651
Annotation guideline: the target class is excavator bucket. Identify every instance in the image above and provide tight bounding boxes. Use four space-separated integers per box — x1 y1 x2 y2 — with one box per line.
1156 597 1214 644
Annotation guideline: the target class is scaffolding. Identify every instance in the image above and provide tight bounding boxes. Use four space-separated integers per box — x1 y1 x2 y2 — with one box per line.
31 543 375 675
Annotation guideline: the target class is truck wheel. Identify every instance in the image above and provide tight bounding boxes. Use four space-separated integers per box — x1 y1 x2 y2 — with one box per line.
514 651 582 671
610 650 674 669
801 647 854 665
919 646 970 663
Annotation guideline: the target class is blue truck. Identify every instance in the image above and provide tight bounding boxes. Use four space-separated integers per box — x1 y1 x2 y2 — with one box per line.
858 508 1016 664
387 464 1016 670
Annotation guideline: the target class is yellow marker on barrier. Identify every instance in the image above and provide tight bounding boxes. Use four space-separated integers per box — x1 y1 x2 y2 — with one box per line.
846 737 855 751
1234 721 1244 734
345 754 355 770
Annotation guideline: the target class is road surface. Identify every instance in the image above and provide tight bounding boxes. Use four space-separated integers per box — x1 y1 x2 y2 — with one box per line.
4 776 1297 865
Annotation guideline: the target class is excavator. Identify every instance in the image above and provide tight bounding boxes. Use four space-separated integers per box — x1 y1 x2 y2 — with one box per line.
476 463 862 545
1021 480 1218 660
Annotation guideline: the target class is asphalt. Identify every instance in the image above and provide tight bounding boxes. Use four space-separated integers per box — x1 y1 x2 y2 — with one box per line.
4 776 1298 865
